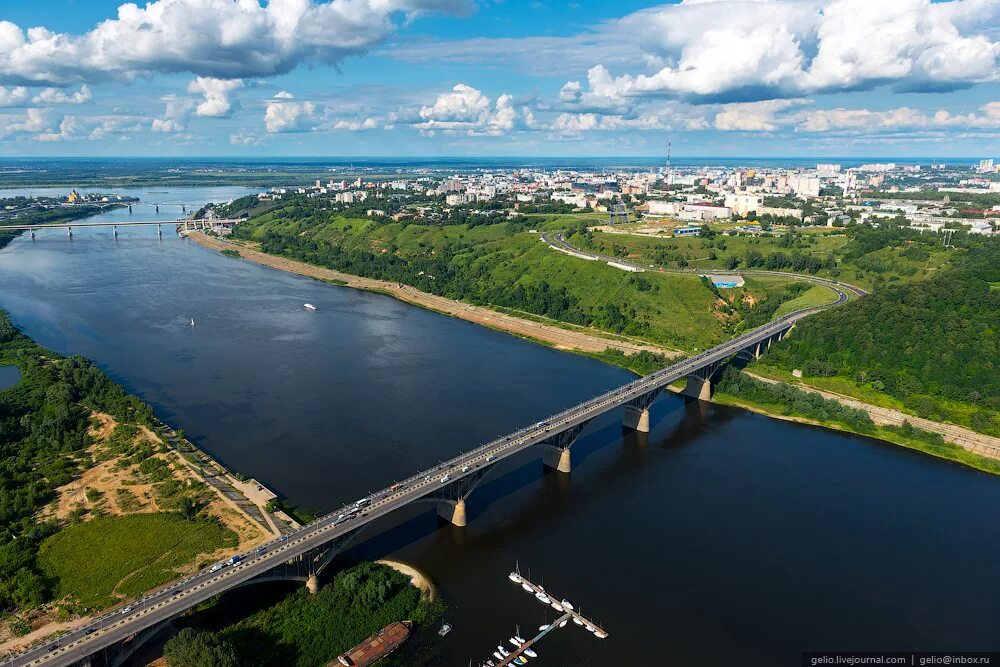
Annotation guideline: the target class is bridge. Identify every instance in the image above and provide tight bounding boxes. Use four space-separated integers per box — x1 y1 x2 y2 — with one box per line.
3 267 862 667
0 219 240 239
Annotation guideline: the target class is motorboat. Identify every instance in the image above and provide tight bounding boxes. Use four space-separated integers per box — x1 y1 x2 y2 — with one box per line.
304 303 317 311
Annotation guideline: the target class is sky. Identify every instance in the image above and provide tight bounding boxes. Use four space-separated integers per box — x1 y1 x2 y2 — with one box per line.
0 0 998 158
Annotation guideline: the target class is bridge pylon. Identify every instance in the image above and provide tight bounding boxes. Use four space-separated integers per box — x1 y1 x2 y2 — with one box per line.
540 419 594 474
623 388 662 433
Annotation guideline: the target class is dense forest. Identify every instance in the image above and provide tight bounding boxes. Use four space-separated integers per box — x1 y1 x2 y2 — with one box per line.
764 237 1000 435
0 310 153 610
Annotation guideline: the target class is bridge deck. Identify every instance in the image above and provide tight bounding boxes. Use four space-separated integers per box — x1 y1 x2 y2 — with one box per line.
5 284 848 667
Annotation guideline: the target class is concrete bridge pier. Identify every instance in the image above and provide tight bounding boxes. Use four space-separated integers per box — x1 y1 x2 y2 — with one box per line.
542 445 573 473
683 375 712 401
306 574 320 594
622 405 651 433
437 498 467 527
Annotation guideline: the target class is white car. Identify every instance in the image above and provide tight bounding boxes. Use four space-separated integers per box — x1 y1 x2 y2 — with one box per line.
461 465 470 473
440 475 451 483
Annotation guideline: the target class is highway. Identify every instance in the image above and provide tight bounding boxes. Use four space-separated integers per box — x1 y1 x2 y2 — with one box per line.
4 241 861 667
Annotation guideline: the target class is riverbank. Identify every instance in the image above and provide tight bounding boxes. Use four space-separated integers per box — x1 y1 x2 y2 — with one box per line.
187 231 682 360
376 560 436 602
712 372 1000 475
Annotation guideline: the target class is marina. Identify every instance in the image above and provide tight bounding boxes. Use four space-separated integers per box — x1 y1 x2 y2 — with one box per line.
476 568 609 667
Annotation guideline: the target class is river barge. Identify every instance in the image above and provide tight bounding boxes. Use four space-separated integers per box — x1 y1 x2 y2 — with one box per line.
335 621 412 667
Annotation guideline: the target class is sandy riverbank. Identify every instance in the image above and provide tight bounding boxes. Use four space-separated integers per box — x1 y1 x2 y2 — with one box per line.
187 231 680 359
376 559 436 602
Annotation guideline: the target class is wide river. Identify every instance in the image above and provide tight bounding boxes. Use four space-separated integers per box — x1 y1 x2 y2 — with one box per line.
1 187 998 666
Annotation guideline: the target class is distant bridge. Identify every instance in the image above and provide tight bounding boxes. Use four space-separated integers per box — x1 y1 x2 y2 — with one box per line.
0 219 240 239
3 279 859 667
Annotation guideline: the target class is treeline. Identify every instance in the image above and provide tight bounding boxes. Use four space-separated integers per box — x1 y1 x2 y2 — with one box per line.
764 237 1000 435
717 368 876 433
0 309 154 610
249 230 653 337
169 562 430 667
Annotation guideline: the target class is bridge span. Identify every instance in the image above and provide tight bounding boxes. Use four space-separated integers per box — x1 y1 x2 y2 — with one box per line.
4 283 855 667
0 219 239 239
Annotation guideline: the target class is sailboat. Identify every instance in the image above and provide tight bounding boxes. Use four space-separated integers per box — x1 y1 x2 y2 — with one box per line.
189 318 195 327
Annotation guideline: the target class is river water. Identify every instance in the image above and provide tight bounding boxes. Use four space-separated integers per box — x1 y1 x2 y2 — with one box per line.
1 187 997 666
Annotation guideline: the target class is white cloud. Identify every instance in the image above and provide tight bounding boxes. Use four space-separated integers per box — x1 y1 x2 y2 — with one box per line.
188 77 243 117
565 0 1000 104
265 99 321 133
273 91 295 100
230 128 265 145
5 108 60 134
416 84 534 135
0 0 472 86
331 117 379 131
152 94 195 133
714 99 813 131
32 85 91 105
0 86 29 107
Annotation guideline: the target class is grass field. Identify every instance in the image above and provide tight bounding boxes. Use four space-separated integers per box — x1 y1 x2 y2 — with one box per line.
38 513 237 609
773 284 840 318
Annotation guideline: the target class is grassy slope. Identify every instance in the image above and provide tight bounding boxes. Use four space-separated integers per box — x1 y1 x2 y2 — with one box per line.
773 284 840 318
238 212 731 350
579 226 955 289
38 514 236 609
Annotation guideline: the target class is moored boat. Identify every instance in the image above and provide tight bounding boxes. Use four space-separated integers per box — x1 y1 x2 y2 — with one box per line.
335 621 411 667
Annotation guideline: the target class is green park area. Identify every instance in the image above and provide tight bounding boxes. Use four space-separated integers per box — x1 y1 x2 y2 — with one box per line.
38 514 236 609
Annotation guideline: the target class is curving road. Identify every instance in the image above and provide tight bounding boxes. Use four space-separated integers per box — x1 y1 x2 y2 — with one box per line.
542 231 868 298
5 237 864 667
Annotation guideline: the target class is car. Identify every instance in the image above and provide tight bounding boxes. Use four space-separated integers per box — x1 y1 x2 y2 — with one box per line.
424 475 431 482
461 465 470 473
278 534 288 542
486 455 496 462
85 628 96 635
120 606 133 615
210 563 224 573
440 475 451 483
228 555 243 566
390 483 402 491
254 546 266 556
356 497 370 507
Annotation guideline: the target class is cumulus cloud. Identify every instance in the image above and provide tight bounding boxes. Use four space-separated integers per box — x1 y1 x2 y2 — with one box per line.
188 77 243 117
550 104 709 136
0 0 472 86
565 0 1000 104
714 99 813 131
0 86 29 107
416 84 535 135
32 85 92 105
265 98 322 133
151 95 195 133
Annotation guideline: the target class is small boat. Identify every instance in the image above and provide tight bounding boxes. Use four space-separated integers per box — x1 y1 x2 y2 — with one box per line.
438 622 452 637
558 620 568 628
189 318 195 327
514 658 527 666
509 638 521 648
538 624 549 631
508 572 522 584
550 601 564 612
493 652 503 661
585 624 596 633
573 617 583 626
514 635 525 644
534 592 550 604
304 303 317 311
524 648 538 658
595 630 608 639
520 583 532 592
497 646 509 657
561 599 574 610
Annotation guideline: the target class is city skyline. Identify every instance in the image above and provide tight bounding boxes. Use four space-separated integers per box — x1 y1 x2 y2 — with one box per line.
0 0 999 157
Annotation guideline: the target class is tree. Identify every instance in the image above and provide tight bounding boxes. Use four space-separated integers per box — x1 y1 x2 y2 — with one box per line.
164 628 238 667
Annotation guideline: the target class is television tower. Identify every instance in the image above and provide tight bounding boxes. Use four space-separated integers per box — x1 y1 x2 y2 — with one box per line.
666 141 673 187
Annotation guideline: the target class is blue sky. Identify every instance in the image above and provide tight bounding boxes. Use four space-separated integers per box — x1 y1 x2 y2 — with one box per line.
0 0 998 157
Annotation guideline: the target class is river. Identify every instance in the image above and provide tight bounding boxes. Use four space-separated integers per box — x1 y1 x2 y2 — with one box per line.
1 186 998 666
